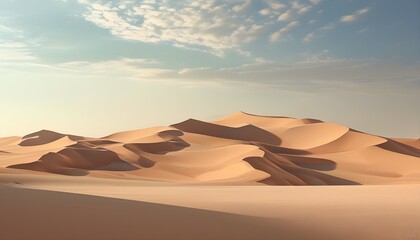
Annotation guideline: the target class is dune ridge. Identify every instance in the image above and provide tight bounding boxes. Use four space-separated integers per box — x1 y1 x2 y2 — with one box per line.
1 112 419 185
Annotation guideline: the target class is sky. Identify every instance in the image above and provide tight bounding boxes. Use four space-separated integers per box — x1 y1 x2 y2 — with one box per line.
0 0 419 138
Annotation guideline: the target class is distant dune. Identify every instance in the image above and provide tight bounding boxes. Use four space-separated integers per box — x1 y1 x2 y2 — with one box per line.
1 112 419 185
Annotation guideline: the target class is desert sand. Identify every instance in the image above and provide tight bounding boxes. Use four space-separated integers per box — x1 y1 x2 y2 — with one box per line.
0 112 419 239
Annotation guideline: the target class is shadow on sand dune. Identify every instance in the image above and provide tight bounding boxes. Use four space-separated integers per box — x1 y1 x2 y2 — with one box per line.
172 119 282 145
378 139 420 158
0 187 308 240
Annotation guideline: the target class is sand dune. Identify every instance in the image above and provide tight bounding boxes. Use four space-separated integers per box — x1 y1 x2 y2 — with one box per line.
278 122 349 149
1 112 419 240
0 112 419 185
19 129 84 146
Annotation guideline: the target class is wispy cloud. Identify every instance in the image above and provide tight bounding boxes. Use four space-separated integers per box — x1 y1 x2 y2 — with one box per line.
309 0 321 5
232 0 251 13
0 21 38 63
77 0 321 56
303 32 316 42
0 24 22 33
270 21 299 42
341 8 369 23
78 0 275 56
358 27 369 34
278 9 296 22
56 58 167 79
320 23 336 31
21 56 417 94
259 8 272 16
266 0 286 11
277 1 314 22
0 41 36 62
291 1 312 15
170 58 420 94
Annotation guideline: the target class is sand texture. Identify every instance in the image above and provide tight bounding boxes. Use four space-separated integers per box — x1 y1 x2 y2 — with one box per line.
0 112 419 239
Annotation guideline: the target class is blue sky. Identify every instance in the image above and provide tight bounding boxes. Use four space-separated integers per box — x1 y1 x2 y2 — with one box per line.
0 0 419 138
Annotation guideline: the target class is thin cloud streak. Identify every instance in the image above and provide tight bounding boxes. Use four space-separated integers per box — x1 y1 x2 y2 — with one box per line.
341 8 369 23
9 57 417 95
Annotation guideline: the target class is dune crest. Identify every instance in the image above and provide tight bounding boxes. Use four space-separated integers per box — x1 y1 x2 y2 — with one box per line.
1 113 419 185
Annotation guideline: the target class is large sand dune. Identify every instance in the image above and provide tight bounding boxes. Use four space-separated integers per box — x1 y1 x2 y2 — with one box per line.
1 112 418 185
1 112 419 240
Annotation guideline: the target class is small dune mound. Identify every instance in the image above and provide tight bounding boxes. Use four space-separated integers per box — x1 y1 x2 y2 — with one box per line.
19 130 84 146
279 123 349 149
307 130 387 153
9 147 138 175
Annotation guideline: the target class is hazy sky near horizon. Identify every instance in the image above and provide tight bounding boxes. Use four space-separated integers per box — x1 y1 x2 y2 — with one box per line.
0 0 419 138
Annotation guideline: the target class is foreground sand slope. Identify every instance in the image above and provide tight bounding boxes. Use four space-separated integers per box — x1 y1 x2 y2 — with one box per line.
0 177 419 240
0 112 419 185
